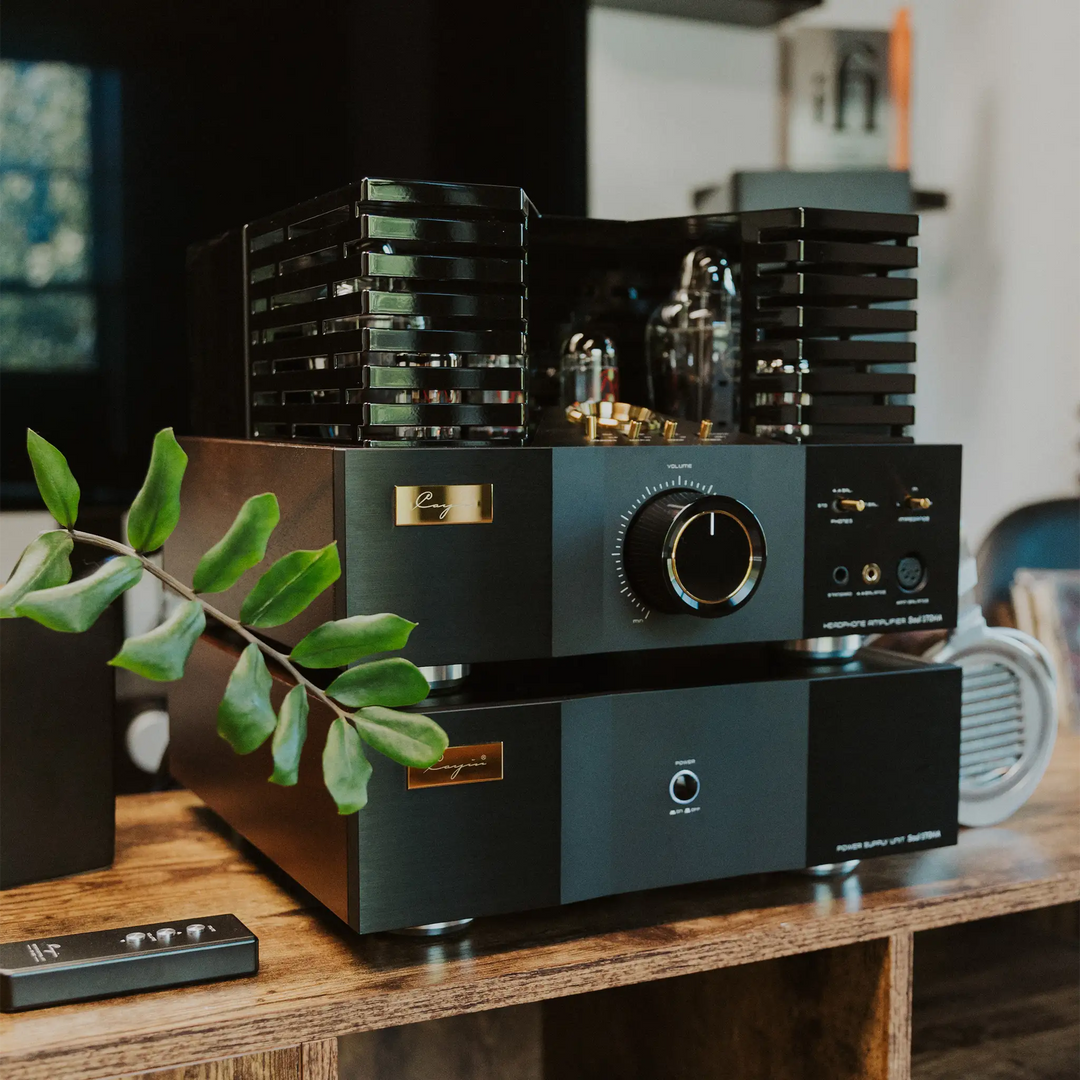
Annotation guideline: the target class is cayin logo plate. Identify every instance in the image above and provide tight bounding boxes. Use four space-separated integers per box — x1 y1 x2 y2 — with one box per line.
394 484 493 526
407 743 504 789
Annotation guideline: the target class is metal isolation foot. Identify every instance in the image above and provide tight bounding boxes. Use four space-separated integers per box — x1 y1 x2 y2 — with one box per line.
387 919 474 938
802 860 861 877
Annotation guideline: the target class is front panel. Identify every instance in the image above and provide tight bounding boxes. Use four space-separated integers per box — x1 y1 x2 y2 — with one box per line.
347 658 960 931
551 442 805 655
357 701 563 932
336 440 961 666
803 445 962 636
170 438 962 667
342 447 553 665
560 681 809 903
806 662 962 865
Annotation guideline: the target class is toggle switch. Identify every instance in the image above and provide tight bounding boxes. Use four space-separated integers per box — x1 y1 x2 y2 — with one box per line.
836 498 866 513
698 419 713 439
904 495 932 510
662 419 678 440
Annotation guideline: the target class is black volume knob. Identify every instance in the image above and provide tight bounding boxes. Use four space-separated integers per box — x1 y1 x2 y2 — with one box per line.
623 490 766 617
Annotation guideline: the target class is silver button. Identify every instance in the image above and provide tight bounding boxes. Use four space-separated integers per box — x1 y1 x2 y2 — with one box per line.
185 923 206 936
155 927 177 943
124 932 146 946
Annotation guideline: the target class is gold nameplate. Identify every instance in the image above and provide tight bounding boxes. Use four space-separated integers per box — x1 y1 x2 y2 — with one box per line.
407 743 504 789
394 484 494 526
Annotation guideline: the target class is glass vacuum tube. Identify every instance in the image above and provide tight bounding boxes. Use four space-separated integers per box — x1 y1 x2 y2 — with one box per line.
646 247 739 427
559 333 619 408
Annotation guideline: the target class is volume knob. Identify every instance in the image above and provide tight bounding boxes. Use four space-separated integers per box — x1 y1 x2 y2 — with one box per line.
623 491 766 617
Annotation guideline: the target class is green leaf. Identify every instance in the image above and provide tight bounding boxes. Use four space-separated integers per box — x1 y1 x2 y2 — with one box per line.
270 685 309 786
323 717 372 814
353 706 448 768
108 599 206 681
26 429 80 527
15 556 142 632
126 428 188 553
192 493 280 594
217 643 277 754
326 657 430 709
290 613 417 669
239 543 340 628
0 531 74 618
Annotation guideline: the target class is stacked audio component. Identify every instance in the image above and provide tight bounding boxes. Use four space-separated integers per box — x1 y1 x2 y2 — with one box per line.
174 181 965 936
243 178 527 446
739 207 917 443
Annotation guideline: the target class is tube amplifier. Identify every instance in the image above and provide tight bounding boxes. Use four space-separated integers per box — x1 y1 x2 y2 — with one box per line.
170 179 963 934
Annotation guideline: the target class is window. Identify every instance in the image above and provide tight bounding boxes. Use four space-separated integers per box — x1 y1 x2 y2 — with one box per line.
0 61 96 371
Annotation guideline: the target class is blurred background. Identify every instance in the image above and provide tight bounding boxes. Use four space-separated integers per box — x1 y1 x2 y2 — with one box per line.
1 0 1075 543
1 0 1078 787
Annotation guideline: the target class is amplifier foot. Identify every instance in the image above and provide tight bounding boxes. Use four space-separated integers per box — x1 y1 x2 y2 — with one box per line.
387 919 474 937
802 860 861 877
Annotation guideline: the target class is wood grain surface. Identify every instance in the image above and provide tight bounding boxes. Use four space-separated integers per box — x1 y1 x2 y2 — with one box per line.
116 1047 300 1079
912 906 1080 1080
542 931 914 1080
300 1039 338 1080
340 1004 541 1080
1 733 1076 1080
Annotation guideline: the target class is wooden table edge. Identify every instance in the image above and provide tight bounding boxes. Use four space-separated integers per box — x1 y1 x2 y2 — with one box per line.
4 869 1077 1080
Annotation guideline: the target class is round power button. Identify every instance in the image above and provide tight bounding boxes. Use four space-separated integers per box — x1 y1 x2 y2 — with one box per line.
669 770 700 805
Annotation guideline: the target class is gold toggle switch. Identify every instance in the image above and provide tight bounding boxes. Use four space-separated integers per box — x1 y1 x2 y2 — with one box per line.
698 419 713 439
585 415 599 441
905 495 932 510
662 419 678 440
627 419 643 440
837 498 866 513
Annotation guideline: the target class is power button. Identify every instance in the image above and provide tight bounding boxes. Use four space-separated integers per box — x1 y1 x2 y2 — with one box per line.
669 769 700 805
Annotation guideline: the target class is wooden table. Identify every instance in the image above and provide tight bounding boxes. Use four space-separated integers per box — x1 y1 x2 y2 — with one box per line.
2 733 1077 1080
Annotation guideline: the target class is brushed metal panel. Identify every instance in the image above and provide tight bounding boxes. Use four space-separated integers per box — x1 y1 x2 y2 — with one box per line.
343 448 552 667
561 681 809 904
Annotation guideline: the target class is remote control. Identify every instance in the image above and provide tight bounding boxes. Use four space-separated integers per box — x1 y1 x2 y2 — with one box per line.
0 914 258 1012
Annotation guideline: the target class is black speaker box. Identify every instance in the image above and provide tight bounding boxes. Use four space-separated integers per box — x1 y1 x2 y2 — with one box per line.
0 551 118 890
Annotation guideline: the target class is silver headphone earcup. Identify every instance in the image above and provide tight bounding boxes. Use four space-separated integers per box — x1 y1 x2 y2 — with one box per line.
935 625 1058 827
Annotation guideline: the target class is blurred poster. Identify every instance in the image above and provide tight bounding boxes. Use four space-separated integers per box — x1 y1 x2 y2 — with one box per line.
1013 569 1080 732
781 28 895 170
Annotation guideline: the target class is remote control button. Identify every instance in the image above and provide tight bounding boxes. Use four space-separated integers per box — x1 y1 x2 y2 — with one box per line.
185 923 206 936
124 932 146 947
155 928 177 943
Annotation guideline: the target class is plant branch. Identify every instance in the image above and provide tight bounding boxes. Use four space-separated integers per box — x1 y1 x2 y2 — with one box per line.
68 529 351 721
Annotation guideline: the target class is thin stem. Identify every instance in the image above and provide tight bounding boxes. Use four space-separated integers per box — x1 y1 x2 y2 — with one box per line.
68 530 350 721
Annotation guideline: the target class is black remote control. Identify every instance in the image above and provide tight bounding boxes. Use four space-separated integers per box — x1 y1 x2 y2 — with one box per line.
0 914 258 1012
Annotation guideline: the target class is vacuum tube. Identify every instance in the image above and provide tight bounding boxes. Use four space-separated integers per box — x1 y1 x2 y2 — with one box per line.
646 247 739 427
559 333 619 408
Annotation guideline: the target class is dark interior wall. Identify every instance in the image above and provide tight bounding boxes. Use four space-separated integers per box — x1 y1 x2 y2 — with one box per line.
0 0 586 502
341 1 587 215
